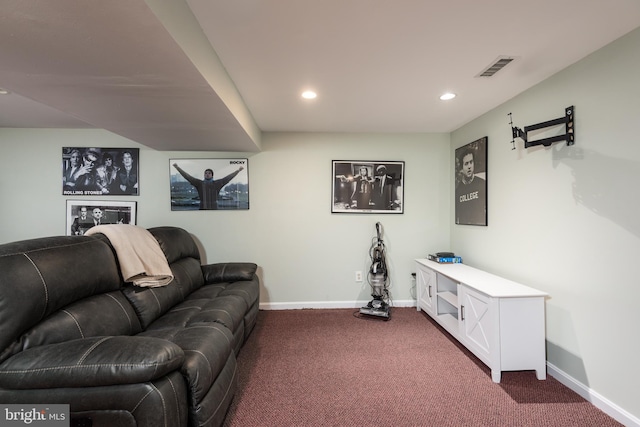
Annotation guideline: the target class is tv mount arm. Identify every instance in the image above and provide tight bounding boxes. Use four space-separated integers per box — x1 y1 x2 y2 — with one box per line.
509 106 575 150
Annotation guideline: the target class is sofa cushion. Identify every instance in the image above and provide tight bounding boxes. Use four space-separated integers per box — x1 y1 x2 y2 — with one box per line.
201 262 257 283
121 256 207 329
190 353 237 427
0 236 122 363
0 336 184 389
137 323 235 404
0 371 189 427
1 290 142 362
190 279 259 313
122 282 184 330
170 257 206 296
148 226 201 265
146 295 247 340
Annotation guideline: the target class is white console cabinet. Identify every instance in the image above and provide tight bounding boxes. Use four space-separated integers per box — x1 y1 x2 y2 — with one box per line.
415 259 548 383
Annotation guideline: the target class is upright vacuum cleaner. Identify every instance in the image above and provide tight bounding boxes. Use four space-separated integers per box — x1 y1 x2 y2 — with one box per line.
359 222 391 319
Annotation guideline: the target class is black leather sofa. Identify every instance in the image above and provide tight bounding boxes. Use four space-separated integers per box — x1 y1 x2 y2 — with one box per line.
0 226 259 427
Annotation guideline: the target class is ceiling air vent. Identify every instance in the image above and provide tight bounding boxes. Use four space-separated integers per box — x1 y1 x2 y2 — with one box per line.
476 56 515 77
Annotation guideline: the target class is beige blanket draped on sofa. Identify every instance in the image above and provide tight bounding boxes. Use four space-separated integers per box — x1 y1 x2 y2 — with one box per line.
86 224 173 287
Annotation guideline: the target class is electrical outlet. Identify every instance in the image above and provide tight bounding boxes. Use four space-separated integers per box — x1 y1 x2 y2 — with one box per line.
355 271 363 282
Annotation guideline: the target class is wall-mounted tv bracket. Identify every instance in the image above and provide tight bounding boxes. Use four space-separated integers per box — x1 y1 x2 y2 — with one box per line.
508 106 575 150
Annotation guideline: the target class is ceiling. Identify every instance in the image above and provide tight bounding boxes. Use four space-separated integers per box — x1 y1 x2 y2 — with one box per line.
1 0 640 152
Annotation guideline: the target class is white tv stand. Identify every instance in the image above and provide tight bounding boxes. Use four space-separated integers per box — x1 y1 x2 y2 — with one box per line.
415 259 548 383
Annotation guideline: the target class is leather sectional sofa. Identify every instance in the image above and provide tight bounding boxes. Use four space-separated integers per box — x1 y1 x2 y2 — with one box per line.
0 226 260 427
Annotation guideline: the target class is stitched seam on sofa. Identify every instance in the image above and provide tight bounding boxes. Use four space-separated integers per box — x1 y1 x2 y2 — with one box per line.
219 263 227 282
61 310 85 339
0 362 176 375
225 289 250 299
167 375 181 422
105 293 135 333
151 382 168 427
77 336 111 365
201 308 230 315
23 254 48 320
187 325 232 347
170 304 202 312
236 289 250 297
173 263 190 297
149 289 162 312
200 308 233 324
203 361 237 426
184 350 211 370
131 387 155 418
145 329 180 341
183 350 213 385
152 354 158 379
0 240 101 258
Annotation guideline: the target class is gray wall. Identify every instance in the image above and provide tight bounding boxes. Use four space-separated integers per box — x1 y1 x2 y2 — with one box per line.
0 130 450 306
451 28 640 424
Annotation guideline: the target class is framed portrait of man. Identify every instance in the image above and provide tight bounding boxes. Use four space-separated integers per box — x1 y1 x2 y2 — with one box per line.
455 137 488 226
62 147 139 196
332 160 404 214
170 158 249 210
66 200 137 236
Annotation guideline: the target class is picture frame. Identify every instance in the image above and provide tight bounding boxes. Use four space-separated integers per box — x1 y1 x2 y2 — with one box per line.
66 200 137 236
455 136 488 226
170 158 249 210
63 147 139 196
332 160 404 214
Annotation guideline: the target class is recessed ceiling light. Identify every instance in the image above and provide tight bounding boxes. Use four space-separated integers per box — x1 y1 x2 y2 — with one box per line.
301 90 317 100
440 92 456 101
0 88 9 95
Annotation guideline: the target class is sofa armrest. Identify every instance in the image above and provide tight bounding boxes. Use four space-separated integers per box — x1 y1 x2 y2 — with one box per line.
201 262 257 283
0 336 184 389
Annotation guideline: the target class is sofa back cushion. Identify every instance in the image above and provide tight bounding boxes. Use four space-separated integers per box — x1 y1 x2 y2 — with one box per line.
0 236 140 363
148 226 201 265
120 227 205 329
121 278 186 330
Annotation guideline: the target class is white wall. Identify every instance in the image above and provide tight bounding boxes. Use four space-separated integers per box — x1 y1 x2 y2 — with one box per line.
0 130 450 306
451 28 640 424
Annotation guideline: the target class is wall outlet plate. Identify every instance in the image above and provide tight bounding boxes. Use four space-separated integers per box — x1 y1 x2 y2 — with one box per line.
355 271 363 282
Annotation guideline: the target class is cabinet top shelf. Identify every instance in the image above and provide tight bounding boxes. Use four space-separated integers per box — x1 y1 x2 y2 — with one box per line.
416 259 548 298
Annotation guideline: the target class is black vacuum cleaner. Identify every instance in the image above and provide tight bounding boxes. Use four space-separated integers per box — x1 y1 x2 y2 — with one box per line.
359 222 391 319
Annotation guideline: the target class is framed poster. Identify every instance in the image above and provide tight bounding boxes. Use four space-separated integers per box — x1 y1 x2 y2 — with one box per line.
63 147 139 196
455 137 487 226
170 158 249 210
332 160 404 214
66 200 137 236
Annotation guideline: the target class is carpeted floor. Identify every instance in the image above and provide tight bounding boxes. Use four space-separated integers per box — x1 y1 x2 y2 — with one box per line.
223 307 621 426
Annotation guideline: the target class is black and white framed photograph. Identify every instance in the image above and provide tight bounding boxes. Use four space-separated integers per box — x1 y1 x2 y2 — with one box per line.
63 147 139 196
332 160 404 214
66 200 137 235
170 158 249 210
455 136 488 226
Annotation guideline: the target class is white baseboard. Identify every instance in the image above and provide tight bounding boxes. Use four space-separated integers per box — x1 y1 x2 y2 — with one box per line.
547 362 639 427
259 299 416 310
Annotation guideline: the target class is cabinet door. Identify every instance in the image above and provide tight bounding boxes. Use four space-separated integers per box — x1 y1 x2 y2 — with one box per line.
459 285 497 368
416 265 436 315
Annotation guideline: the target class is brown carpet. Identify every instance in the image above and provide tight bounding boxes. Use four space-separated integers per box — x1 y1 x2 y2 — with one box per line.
223 308 621 427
